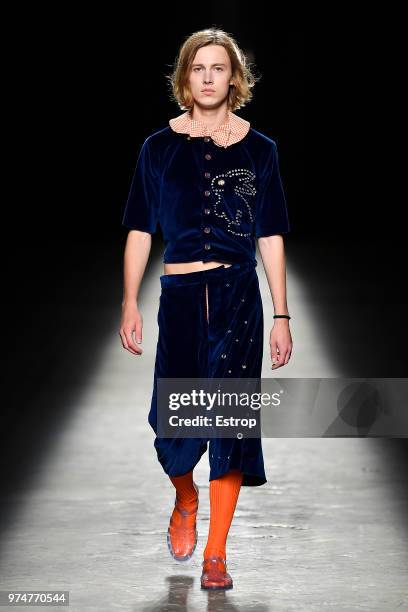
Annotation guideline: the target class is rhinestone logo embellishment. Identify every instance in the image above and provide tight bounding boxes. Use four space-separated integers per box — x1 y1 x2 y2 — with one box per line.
211 169 257 237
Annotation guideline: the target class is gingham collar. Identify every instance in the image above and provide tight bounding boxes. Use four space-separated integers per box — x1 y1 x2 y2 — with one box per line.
169 109 250 148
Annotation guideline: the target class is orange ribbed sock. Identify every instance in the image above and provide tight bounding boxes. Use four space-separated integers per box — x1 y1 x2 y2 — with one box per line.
203 469 244 561
169 469 198 529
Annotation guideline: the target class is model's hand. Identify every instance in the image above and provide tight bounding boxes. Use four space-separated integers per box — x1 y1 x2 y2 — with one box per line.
119 302 143 355
270 320 292 369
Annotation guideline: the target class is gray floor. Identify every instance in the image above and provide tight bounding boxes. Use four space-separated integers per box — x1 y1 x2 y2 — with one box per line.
1 256 407 611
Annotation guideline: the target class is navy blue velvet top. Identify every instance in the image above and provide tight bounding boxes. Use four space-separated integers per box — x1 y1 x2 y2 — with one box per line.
121 125 291 265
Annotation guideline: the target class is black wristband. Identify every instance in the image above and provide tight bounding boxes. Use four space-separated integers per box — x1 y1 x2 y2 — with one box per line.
273 314 291 319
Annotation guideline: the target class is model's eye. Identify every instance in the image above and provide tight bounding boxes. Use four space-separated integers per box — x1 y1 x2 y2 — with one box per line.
192 67 224 72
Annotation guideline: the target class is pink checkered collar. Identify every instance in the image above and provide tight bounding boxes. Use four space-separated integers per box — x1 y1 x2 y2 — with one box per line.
169 109 250 148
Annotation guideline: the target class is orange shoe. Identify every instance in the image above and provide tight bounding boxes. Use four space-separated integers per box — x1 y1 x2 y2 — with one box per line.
166 482 199 562
200 556 233 590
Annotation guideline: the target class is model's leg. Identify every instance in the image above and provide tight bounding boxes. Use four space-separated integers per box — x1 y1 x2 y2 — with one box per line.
203 469 243 560
170 470 198 523
200 469 242 590
200 264 264 589
167 469 199 562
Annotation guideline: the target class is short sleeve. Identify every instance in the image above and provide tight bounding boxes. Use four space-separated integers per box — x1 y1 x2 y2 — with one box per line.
121 137 160 234
255 141 291 238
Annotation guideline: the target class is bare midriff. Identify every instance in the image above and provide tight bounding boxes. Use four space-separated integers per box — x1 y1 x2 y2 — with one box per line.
163 260 233 275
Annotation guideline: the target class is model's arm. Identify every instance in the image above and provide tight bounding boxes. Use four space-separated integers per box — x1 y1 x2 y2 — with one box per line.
119 229 152 355
257 234 293 369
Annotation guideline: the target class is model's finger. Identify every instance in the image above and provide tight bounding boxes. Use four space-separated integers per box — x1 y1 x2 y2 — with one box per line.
119 328 131 351
270 342 279 367
135 322 143 344
282 348 290 365
124 328 142 354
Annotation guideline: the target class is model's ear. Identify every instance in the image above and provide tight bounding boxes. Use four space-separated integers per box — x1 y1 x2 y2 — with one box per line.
122 137 160 235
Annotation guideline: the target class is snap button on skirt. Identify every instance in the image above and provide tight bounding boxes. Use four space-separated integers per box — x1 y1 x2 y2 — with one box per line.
148 261 267 487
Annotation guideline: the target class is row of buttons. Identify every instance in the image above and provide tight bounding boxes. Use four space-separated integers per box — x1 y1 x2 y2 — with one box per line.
204 142 212 250
186 134 214 251
221 288 253 373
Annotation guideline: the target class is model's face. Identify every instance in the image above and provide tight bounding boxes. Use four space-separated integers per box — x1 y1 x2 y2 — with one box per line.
188 44 234 109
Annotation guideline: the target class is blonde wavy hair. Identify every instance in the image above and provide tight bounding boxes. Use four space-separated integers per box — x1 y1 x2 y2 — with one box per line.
166 28 260 111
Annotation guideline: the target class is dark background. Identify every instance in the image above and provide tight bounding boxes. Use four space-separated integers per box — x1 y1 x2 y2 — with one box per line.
2 5 406 453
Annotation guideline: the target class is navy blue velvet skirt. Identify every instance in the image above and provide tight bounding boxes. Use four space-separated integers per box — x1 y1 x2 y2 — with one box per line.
148 260 267 487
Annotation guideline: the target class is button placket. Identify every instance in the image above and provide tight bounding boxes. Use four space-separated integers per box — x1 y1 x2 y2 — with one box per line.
202 143 214 254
